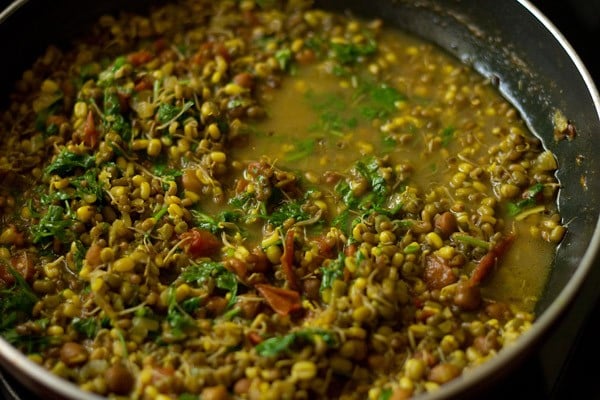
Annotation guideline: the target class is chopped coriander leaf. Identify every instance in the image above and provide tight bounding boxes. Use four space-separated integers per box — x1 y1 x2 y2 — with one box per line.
267 200 310 227
97 56 128 87
357 83 405 120
71 168 105 204
0 266 38 332
330 38 377 65
181 297 202 314
440 126 455 146
191 210 220 234
157 103 179 124
153 163 183 181
40 190 71 206
320 252 345 292
316 110 357 135
104 113 132 141
275 48 293 71
191 209 242 234
507 183 545 216
304 35 326 57
255 328 338 357
45 149 95 176
178 394 199 400
305 91 357 135
182 261 238 307
72 317 101 339
331 208 353 235
166 286 196 338
112 56 127 72
283 138 316 162
378 388 393 400
335 180 359 209
103 87 121 116
31 204 74 244
2 328 53 353
72 240 87 271
156 101 194 126
351 156 390 211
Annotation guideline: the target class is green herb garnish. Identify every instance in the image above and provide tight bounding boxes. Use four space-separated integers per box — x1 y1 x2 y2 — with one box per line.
45 149 95 177
255 328 338 357
31 204 73 244
507 183 545 216
0 266 38 332
320 252 345 292
181 261 238 307
330 38 377 65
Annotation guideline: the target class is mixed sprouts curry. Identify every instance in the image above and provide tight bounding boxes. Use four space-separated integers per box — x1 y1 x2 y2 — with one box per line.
0 1 565 399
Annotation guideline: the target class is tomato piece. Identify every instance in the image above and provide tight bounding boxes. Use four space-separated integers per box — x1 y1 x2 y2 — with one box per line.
470 233 516 285
280 229 300 291
247 331 263 345
83 110 98 148
180 228 221 258
424 255 457 290
255 283 301 316
127 50 153 66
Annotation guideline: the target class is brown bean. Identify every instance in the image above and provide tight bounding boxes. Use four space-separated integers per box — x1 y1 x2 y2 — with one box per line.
59 342 88 366
323 171 342 185
302 277 321 301
233 72 254 89
237 297 260 319
453 281 481 311
182 169 203 193
473 331 499 355
428 363 460 384
434 211 457 238
233 378 251 395
295 49 316 64
205 296 228 316
201 384 230 400
247 246 269 273
246 106 265 119
104 363 134 395
367 354 389 370
390 388 413 400
84 242 103 268
485 301 512 320
424 255 457 290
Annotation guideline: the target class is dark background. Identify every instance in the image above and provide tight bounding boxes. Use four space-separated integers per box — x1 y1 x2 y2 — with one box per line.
532 0 600 83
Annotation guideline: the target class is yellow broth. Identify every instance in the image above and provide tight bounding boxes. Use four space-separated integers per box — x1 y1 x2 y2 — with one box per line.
233 31 555 311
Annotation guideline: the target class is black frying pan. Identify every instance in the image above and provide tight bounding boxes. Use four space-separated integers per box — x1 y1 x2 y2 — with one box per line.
1 1 599 399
